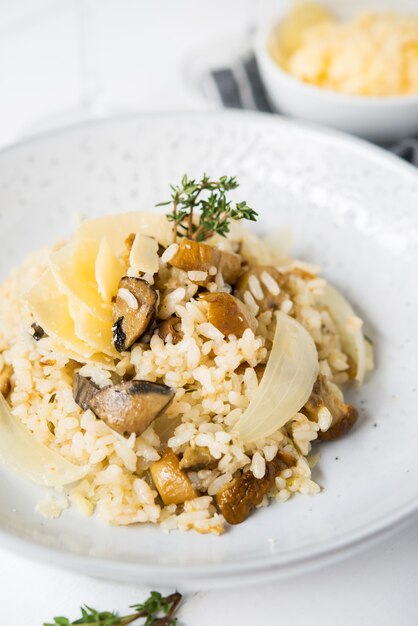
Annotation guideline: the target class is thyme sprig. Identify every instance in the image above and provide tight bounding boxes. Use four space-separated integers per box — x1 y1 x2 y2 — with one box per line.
44 591 182 626
157 174 257 243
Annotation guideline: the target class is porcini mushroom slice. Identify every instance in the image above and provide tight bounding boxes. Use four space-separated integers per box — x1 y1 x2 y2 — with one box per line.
150 449 197 505
216 450 295 525
0 365 13 398
179 445 217 471
89 380 175 437
112 277 157 352
73 373 100 411
200 292 257 337
302 374 358 441
169 239 242 285
157 316 183 345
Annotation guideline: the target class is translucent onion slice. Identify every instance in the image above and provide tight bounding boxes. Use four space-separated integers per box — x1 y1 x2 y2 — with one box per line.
317 283 367 385
235 312 319 443
0 393 89 487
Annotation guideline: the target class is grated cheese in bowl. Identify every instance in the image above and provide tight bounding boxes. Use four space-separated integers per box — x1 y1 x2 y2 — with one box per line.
271 3 418 97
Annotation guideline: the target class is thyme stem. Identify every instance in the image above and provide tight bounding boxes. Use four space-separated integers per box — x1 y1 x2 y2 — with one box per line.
156 174 258 243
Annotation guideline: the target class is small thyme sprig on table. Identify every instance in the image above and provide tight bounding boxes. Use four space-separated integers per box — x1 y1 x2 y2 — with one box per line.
43 591 182 626
156 174 258 243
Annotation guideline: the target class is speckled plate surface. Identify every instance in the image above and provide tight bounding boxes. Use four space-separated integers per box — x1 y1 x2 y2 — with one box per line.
0 112 417 589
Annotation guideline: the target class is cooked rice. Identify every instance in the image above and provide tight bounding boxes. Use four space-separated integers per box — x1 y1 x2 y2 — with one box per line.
0 222 360 535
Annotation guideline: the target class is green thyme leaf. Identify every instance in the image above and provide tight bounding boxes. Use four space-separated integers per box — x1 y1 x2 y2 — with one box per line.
43 592 182 626
159 174 257 243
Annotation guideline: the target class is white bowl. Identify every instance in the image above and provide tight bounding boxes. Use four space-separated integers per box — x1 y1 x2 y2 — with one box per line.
1 112 418 588
255 24 418 142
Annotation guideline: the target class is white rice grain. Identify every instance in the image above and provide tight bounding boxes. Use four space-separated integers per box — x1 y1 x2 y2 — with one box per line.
197 323 224 341
260 271 280 296
248 274 264 300
243 290 259 316
208 472 233 496
161 243 179 263
118 288 138 310
188 270 208 282
318 406 333 431
251 451 266 479
280 299 293 314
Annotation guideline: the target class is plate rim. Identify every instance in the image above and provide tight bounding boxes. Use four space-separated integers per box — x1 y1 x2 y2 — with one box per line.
1 109 417 585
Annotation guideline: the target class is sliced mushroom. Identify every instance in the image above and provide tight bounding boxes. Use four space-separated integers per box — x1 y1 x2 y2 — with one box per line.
157 316 183 345
31 322 47 341
73 373 100 411
234 265 287 312
169 239 242 285
302 374 358 441
200 292 257 338
112 277 157 352
216 450 295 525
179 445 217 471
0 365 13 398
89 380 175 437
150 449 197 505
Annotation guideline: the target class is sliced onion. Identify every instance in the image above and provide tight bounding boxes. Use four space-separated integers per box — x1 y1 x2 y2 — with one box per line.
317 283 367 385
0 393 89 487
235 312 319 444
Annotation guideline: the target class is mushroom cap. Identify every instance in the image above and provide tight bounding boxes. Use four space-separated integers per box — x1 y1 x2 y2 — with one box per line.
89 379 175 437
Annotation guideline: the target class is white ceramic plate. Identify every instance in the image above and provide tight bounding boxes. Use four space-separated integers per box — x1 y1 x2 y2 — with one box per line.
0 112 417 590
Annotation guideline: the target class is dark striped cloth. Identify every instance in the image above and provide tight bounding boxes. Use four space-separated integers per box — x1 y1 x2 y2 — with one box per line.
211 55 418 166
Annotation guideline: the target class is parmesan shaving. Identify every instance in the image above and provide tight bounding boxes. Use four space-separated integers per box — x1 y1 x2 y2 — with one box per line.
95 237 124 303
129 233 159 275
26 269 96 359
77 211 173 252
51 239 111 320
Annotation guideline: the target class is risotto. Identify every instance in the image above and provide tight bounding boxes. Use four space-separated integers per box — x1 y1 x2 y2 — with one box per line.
0 177 373 534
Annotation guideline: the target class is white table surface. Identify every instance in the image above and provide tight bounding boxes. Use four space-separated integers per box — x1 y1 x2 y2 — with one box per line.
0 1 418 623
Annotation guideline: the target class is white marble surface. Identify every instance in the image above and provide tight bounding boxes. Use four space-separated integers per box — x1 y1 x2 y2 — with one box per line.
0 1 417 623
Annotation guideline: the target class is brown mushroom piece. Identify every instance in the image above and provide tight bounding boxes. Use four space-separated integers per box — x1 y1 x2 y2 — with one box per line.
234 265 288 312
179 445 217 471
157 316 183 345
200 292 257 338
302 374 358 441
31 322 47 341
150 449 197 505
112 277 157 352
89 380 175 437
73 373 100 411
216 450 295 525
0 364 13 398
169 239 242 285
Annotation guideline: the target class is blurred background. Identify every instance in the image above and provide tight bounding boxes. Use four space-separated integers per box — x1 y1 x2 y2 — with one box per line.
1 0 418 146
0 0 262 146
